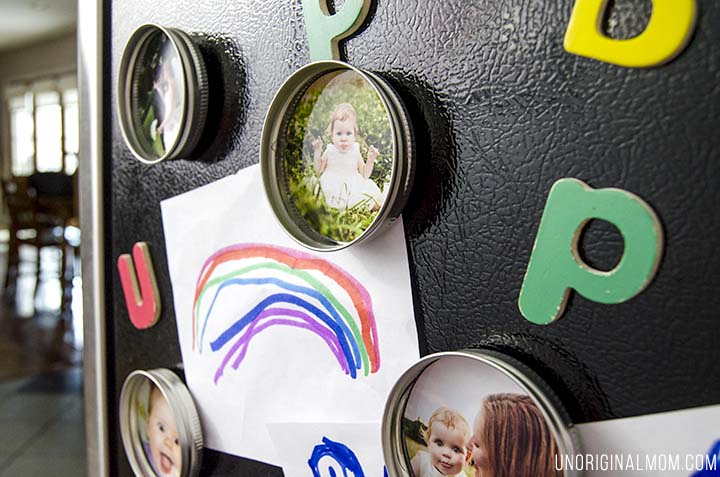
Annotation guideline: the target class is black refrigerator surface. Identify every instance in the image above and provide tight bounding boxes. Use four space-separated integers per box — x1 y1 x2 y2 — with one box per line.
84 0 720 475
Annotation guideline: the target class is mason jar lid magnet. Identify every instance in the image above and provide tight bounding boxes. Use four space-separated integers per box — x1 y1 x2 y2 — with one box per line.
261 60 414 251
119 368 203 477
382 350 581 477
118 24 208 164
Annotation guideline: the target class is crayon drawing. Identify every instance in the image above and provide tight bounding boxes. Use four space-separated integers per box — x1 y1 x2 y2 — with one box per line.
308 436 365 477
267 423 387 477
161 166 419 464
193 244 380 384
306 436 389 477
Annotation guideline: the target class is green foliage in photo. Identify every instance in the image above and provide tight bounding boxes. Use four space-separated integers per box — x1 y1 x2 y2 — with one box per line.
288 174 378 243
141 102 165 156
135 33 166 157
403 416 427 445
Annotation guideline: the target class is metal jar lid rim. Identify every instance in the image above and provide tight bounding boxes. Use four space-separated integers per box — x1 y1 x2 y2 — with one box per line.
119 368 203 477
260 60 414 252
118 23 208 164
381 350 581 477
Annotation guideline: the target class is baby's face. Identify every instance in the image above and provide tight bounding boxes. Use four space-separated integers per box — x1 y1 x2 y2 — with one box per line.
331 118 356 152
146 391 181 477
427 422 468 476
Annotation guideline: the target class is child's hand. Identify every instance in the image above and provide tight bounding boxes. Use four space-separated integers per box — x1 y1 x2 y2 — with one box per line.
312 137 323 153
368 145 379 162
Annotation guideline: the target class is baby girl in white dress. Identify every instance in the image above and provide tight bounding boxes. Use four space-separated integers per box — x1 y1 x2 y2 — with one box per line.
312 103 384 211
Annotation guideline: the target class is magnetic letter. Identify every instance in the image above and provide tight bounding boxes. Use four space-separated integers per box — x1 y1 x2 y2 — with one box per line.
518 178 663 325
118 242 161 329
302 0 371 61
563 0 697 67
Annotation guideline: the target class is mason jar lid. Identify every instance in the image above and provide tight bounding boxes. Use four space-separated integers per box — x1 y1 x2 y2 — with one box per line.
119 368 203 477
382 350 581 477
261 60 414 251
118 24 208 164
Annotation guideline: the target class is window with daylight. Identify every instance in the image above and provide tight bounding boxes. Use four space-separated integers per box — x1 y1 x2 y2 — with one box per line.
6 74 78 176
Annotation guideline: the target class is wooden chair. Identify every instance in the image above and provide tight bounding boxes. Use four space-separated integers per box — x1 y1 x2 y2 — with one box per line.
30 172 79 313
2 177 67 305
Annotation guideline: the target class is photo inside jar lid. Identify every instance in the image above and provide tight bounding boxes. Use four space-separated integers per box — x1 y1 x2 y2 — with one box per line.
402 356 564 477
278 69 395 244
130 29 185 161
134 376 183 477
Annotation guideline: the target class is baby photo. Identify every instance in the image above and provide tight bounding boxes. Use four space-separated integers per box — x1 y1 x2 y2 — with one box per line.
136 380 182 477
134 31 183 158
403 356 563 477
407 406 473 477
280 69 394 243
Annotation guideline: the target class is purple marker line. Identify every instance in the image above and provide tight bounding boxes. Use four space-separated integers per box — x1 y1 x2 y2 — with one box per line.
231 309 345 369
213 317 346 384
213 308 348 384
234 308 346 367
230 318 347 371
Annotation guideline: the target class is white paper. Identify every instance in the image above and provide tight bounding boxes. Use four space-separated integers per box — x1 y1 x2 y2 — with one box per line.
161 165 419 465
267 422 386 477
577 405 720 476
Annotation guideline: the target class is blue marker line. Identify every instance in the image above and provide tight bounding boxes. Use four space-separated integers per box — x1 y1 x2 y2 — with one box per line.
200 276 362 371
210 293 359 378
690 440 720 477
308 436 365 477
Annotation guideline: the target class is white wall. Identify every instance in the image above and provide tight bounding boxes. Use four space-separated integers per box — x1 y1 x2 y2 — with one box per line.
0 31 77 83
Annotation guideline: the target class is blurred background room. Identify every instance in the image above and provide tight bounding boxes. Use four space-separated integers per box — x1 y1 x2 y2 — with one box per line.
0 0 85 475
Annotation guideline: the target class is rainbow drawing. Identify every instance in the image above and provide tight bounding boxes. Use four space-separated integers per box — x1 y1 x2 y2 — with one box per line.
192 244 379 384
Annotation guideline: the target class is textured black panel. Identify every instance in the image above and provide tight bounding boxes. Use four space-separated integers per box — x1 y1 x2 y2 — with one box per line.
108 1 720 475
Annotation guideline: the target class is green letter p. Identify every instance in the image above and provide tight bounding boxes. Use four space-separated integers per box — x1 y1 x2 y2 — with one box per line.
302 0 371 61
519 178 663 325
